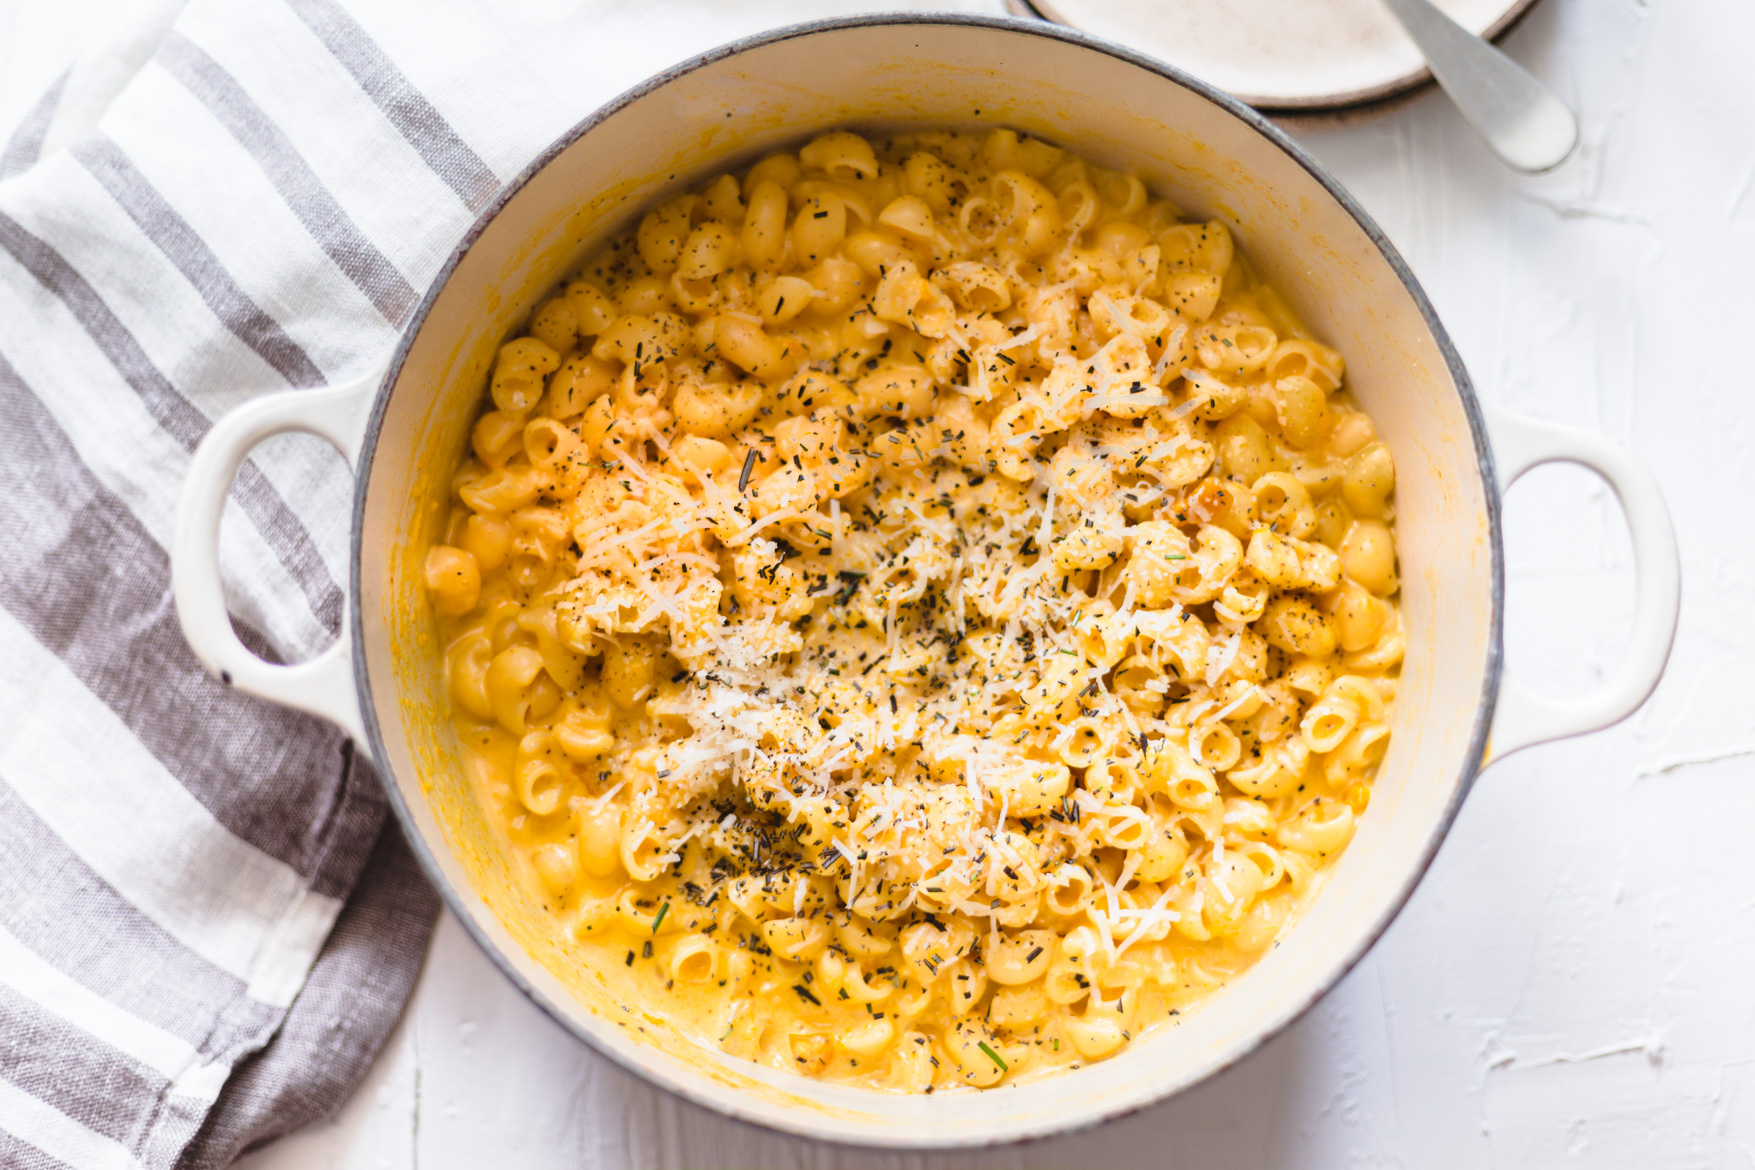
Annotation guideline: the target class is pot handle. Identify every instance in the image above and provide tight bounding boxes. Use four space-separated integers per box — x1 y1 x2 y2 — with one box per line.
1482 405 1679 761
172 369 383 746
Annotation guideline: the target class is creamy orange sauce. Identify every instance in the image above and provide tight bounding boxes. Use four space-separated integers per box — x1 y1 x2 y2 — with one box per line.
422 128 1401 1092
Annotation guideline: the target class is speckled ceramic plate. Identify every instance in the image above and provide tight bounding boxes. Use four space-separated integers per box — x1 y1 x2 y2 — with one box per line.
1003 0 1542 112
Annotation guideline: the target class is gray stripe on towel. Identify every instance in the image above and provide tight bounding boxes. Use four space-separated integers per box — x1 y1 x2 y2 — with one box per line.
72 136 328 390
284 0 498 212
0 209 346 635
0 981 169 1148
0 348 382 899
0 70 70 181
0 785 278 1057
0 1129 80 1170
156 32 419 325
174 822 438 1170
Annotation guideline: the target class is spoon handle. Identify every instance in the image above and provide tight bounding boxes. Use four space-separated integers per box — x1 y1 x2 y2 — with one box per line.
1380 0 1579 173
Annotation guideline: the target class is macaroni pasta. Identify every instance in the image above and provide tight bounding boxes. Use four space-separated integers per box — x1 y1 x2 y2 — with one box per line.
425 128 1401 1091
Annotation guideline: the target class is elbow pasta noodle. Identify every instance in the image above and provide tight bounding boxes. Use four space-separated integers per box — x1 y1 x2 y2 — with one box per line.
424 128 1401 1092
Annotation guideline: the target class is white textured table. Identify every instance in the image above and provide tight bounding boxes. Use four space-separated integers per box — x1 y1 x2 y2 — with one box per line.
10 0 1753 1165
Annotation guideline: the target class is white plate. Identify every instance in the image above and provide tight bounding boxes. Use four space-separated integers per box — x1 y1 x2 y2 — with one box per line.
1008 0 1540 111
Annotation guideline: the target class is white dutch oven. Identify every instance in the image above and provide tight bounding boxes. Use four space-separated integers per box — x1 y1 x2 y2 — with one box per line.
170 16 1679 1148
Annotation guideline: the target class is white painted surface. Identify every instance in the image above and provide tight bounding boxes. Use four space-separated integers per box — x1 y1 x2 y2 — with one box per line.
6 0 1753 1165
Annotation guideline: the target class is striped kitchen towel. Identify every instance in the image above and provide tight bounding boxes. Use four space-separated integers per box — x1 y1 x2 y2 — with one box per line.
0 0 999 1166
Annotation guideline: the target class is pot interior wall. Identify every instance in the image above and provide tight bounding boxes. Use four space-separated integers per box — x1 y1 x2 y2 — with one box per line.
356 17 1496 1146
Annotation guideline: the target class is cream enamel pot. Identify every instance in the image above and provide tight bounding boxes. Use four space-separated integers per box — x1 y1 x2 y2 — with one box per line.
170 15 1680 1148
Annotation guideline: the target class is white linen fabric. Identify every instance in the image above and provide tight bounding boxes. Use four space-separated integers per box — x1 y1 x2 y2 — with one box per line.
0 1 996 1166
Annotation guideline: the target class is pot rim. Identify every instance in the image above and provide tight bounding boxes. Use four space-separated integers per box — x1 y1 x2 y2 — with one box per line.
350 11 1504 1149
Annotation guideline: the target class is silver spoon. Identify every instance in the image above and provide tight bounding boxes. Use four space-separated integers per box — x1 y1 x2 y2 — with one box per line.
1379 0 1579 173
